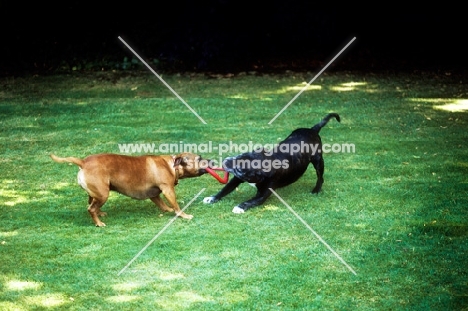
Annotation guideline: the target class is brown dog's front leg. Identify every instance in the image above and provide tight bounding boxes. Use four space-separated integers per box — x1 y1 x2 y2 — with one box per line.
150 196 174 213
160 186 193 219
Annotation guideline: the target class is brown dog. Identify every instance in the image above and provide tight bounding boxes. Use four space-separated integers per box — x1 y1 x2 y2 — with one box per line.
50 152 208 226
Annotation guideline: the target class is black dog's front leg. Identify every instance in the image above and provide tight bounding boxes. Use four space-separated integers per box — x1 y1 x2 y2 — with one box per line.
203 176 244 204
233 183 273 213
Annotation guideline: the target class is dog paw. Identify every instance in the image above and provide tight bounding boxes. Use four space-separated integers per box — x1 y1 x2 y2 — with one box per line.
232 206 245 214
177 212 193 219
203 196 217 204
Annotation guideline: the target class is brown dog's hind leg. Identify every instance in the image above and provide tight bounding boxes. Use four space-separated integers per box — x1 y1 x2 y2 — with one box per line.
88 195 107 216
86 192 109 227
150 196 174 213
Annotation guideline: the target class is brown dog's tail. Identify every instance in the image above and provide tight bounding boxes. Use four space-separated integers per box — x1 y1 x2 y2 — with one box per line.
311 113 340 133
50 154 84 168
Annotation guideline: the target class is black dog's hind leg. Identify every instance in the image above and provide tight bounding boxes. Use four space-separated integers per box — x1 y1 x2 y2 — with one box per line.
311 156 325 193
203 176 244 204
233 183 274 213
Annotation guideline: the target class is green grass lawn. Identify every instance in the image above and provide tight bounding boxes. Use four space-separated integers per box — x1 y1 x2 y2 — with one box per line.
1 70 467 310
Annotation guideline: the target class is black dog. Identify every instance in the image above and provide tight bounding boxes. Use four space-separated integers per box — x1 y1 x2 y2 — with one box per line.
203 113 340 213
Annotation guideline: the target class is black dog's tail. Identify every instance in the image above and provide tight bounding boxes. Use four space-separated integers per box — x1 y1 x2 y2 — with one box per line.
311 113 341 132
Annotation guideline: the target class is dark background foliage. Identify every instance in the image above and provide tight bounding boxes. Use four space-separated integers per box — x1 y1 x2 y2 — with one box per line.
1 2 465 75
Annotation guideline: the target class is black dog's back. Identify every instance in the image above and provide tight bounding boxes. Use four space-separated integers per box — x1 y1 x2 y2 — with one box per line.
204 113 340 213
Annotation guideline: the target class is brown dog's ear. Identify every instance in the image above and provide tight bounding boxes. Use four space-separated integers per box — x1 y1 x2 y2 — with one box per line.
173 156 183 168
174 155 194 168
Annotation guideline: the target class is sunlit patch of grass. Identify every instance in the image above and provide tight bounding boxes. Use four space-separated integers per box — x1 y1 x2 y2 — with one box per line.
6 280 41 291
274 82 322 94
434 99 468 112
1 189 28 206
23 294 69 308
106 295 140 303
330 81 367 92
409 97 468 112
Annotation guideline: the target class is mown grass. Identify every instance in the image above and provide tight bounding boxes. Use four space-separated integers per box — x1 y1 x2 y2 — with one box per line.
1 70 467 310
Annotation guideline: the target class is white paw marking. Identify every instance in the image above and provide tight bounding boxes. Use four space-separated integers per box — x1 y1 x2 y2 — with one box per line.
203 196 216 204
232 206 245 214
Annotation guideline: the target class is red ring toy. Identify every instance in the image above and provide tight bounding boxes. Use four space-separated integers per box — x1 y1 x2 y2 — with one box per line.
205 167 229 184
